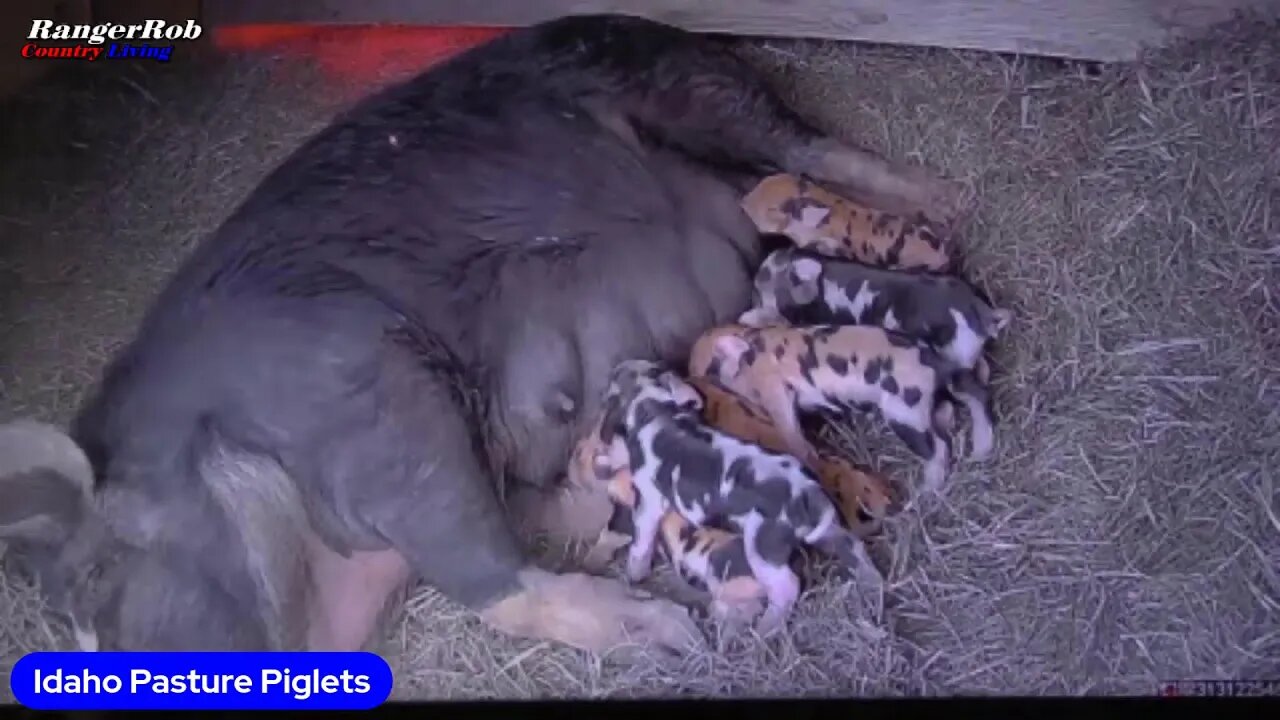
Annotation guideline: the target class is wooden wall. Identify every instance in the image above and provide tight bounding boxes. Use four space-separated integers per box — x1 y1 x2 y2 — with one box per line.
4 0 1278 102
202 0 1280 62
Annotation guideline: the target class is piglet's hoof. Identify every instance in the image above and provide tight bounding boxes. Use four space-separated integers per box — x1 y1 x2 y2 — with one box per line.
968 422 996 462
855 561 887 606
483 569 705 657
753 606 790 639
625 551 653 584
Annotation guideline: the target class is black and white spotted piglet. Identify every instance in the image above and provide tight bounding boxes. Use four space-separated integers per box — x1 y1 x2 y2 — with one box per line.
739 246 1011 459
598 359 883 635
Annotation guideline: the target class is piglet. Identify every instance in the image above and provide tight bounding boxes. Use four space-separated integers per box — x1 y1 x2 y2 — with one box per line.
688 375 896 530
740 246 1011 458
740 173 952 271
689 324 955 495
596 359 882 635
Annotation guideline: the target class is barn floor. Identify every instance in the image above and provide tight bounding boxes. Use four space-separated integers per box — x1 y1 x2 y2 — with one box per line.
1 18 1277 699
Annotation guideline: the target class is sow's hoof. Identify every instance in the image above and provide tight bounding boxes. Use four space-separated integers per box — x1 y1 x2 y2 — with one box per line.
907 167 974 232
485 569 706 658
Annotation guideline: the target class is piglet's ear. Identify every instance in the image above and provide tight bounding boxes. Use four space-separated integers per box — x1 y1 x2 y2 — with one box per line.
791 257 822 283
713 335 751 378
662 373 704 412
591 452 616 481
595 437 630 478
738 307 784 328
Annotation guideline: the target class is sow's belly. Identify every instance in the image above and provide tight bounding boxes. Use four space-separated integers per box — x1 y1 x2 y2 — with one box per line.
484 159 763 487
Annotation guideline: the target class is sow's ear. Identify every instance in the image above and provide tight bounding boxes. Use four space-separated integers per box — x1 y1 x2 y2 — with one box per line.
0 420 95 546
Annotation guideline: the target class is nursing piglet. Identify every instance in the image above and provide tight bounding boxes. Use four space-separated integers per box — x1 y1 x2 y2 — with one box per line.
597 359 882 635
740 173 953 271
688 324 955 494
740 246 1011 458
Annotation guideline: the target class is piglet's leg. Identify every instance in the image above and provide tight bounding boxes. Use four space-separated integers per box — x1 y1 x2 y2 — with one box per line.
738 307 787 328
741 515 801 637
681 532 765 629
932 396 957 434
757 381 822 469
750 565 800 637
975 355 992 385
884 398 951 497
625 489 667 584
950 370 996 461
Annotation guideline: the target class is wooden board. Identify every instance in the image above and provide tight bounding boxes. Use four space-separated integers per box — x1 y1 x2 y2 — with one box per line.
202 0 1280 62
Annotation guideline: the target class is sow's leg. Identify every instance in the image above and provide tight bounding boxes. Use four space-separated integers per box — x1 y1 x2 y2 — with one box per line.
306 544 412 651
328 337 702 656
558 15 969 226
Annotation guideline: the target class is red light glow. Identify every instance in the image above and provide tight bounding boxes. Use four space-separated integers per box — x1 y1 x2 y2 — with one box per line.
211 24 509 85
